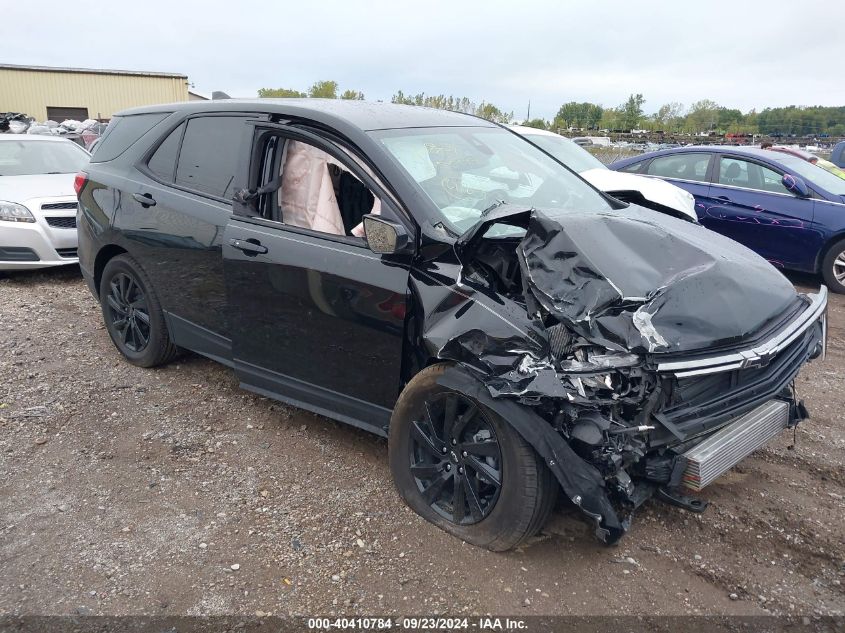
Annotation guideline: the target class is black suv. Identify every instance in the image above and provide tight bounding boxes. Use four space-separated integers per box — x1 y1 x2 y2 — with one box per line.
77 100 827 550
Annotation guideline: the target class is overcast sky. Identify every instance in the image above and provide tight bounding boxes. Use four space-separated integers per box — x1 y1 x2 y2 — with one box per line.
3 0 843 120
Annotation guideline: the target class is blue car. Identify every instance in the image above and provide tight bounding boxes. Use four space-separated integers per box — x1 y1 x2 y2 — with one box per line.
610 147 845 292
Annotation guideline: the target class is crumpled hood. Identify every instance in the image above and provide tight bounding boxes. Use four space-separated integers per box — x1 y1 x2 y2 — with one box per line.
0 173 77 205
457 204 799 354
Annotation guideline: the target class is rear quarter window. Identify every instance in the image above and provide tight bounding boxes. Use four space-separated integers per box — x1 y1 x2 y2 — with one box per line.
89 113 169 163
618 160 647 174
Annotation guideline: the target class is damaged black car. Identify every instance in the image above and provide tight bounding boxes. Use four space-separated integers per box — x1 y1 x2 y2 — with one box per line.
76 101 828 550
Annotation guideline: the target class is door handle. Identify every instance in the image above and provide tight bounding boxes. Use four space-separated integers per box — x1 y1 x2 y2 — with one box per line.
229 238 268 255
716 195 732 202
132 192 156 207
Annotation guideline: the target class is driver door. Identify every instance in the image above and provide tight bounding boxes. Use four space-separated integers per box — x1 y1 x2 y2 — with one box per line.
222 124 414 435
703 154 816 267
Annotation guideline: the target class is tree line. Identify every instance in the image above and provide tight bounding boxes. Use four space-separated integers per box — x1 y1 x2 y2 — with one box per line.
535 96 845 136
257 82 845 136
257 82 513 123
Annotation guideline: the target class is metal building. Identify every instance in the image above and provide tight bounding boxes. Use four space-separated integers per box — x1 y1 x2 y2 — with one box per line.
0 64 190 121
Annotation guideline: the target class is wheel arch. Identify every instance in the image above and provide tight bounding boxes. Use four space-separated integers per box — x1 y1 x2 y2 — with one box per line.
815 232 845 273
93 244 128 295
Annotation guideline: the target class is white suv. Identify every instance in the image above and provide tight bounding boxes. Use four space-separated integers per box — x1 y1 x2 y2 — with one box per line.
0 135 89 270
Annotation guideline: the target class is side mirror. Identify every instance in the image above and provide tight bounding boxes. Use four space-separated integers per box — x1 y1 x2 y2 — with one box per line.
782 173 810 197
362 215 409 255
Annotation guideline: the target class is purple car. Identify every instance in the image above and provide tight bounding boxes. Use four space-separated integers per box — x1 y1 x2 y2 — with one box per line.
611 146 845 292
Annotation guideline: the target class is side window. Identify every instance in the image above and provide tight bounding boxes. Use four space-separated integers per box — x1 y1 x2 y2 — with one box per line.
174 116 247 199
147 123 184 182
718 157 750 187
254 136 382 239
647 153 712 182
719 157 791 194
90 113 169 163
618 160 647 174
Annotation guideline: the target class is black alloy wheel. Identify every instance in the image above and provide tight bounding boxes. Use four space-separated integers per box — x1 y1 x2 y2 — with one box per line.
105 272 151 352
99 254 179 368
389 363 556 551
409 393 503 525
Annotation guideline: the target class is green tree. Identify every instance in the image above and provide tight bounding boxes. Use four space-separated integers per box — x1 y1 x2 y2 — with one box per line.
621 94 645 130
596 108 624 132
522 118 548 130
685 99 720 132
475 102 512 124
553 102 603 129
257 87 306 98
390 91 512 123
653 102 685 131
340 89 365 100
308 80 339 99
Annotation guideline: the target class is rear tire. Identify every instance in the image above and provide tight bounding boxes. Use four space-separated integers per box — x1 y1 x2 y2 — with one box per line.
99 254 178 367
389 363 556 551
821 238 845 294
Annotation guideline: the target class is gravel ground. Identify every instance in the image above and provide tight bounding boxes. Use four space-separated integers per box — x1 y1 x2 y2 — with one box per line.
0 266 843 618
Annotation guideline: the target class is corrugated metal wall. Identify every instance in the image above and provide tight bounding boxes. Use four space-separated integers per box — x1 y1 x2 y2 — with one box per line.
0 68 189 121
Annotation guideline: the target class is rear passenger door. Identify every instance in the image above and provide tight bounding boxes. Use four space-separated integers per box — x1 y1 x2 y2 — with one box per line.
126 114 251 360
222 124 414 435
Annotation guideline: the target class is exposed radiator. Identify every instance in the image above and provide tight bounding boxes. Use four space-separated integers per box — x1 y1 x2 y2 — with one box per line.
682 400 789 491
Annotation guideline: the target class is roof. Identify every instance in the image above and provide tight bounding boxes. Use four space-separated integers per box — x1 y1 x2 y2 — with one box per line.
0 134 79 143
619 145 811 162
509 124 560 137
116 99 498 131
0 63 187 79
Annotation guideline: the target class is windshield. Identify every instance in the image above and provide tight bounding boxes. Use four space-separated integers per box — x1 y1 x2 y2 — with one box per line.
0 140 89 176
370 127 612 234
773 153 845 195
523 133 606 173
815 158 845 181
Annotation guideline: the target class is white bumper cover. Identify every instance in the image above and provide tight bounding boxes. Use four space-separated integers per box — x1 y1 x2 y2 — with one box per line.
0 196 78 270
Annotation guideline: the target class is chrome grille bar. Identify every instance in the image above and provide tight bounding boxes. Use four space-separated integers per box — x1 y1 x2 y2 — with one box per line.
657 286 827 377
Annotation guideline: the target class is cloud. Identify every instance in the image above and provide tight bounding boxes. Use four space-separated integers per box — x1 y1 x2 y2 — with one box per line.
2 0 843 119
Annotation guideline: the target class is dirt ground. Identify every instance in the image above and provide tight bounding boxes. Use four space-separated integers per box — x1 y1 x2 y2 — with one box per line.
0 266 843 618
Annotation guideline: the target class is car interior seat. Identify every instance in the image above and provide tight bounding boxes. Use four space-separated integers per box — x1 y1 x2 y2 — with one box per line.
724 162 742 184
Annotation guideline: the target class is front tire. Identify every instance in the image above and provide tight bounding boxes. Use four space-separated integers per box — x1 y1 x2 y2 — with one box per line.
821 238 845 294
99 254 178 367
389 363 556 551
